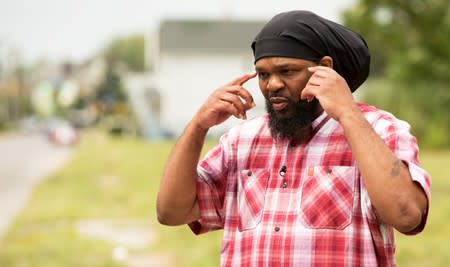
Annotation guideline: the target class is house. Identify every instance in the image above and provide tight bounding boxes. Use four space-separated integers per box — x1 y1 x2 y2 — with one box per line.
149 19 267 138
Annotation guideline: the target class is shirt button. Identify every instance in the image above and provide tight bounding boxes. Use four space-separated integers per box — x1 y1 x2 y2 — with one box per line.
282 181 287 189
279 165 286 177
274 226 280 232
327 168 332 174
247 170 252 176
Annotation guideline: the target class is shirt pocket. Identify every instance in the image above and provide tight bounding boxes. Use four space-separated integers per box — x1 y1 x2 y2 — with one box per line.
300 166 356 230
237 168 270 231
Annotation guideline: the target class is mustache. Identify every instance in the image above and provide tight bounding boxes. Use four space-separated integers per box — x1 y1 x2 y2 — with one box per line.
267 93 311 107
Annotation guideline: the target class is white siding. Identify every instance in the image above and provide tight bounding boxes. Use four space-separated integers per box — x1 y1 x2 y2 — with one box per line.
158 53 265 137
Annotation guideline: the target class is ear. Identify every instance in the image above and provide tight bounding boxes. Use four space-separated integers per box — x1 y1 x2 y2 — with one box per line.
319 56 333 68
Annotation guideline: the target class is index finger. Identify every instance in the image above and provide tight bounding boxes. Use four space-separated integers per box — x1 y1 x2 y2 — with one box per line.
227 71 257 86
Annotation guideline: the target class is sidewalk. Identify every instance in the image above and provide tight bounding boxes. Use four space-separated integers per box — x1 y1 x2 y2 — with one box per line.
0 133 73 238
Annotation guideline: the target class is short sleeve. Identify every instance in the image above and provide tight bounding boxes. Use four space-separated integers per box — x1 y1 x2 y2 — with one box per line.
373 114 432 235
189 135 231 235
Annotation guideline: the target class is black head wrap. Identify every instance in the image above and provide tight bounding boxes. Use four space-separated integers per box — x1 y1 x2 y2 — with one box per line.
251 10 370 92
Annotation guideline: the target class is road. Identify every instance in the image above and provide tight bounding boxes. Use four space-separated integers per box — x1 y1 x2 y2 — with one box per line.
0 133 73 238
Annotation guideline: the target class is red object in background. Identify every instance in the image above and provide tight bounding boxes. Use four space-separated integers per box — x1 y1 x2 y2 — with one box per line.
46 119 80 146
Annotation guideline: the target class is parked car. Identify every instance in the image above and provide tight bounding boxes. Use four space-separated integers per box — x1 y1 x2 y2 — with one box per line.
46 118 80 146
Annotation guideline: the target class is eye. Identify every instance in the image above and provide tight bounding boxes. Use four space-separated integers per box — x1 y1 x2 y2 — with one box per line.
258 72 269 80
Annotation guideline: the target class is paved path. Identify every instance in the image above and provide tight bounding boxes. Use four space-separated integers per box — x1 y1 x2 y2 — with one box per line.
0 133 73 238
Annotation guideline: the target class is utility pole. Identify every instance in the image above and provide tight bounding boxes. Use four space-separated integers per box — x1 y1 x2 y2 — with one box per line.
0 40 3 83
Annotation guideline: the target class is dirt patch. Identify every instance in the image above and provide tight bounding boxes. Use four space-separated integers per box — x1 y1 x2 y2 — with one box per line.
75 218 173 267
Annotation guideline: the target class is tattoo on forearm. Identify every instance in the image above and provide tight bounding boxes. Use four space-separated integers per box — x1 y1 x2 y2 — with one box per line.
390 159 402 177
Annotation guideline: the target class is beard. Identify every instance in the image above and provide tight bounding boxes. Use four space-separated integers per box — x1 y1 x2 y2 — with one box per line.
266 98 319 140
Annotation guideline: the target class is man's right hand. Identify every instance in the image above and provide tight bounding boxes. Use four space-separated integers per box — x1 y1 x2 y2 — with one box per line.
191 72 257 131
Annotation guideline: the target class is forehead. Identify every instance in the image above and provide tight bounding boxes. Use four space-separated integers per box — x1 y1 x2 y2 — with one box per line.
255 57 316 69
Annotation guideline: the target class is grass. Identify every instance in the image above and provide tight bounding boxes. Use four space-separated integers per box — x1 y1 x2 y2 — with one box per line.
395 150 450 266
0 130 448 266
0 130 222 267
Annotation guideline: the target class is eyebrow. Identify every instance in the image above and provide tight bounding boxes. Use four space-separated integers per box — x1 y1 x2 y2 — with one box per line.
277 64 294 69
255 66 265 72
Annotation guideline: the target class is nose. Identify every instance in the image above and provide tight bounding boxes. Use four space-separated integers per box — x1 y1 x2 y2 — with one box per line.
266 75 284 91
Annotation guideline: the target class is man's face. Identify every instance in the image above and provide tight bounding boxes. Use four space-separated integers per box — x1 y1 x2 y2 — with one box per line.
255 57 320 139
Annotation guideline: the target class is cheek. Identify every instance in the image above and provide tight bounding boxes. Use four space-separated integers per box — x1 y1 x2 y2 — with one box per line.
287 77 310 100
296 73 313 91
258 80 269 98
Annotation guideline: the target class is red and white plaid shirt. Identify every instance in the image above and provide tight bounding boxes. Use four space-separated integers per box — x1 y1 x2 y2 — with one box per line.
189 103 431 266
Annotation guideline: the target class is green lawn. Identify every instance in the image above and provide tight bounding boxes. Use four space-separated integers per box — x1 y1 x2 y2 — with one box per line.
0 131 447 266
395 150 450 266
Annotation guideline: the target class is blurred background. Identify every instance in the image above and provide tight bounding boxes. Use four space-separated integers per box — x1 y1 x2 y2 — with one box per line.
0 0 448 266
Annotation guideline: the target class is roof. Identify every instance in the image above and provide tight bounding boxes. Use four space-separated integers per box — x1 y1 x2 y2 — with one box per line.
159 19 265 54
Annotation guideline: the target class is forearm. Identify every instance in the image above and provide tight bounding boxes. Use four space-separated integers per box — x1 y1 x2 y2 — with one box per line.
340 110 427 232
156 120 207 225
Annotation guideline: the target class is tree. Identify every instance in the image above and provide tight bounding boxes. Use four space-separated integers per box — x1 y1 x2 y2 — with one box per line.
344 0 450 83
105 34 147 72
343 0 450 148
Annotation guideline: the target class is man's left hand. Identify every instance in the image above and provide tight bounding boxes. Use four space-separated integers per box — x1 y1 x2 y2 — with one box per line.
302 66 360 122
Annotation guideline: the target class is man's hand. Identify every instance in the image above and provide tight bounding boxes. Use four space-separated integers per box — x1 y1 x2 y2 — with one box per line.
301 66 359 122
192 72 257 131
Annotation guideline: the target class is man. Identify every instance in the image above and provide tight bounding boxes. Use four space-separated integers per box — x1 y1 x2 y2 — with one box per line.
157 10 431 266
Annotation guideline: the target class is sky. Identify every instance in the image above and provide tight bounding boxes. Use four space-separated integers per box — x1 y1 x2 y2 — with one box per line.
0 0 354 64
